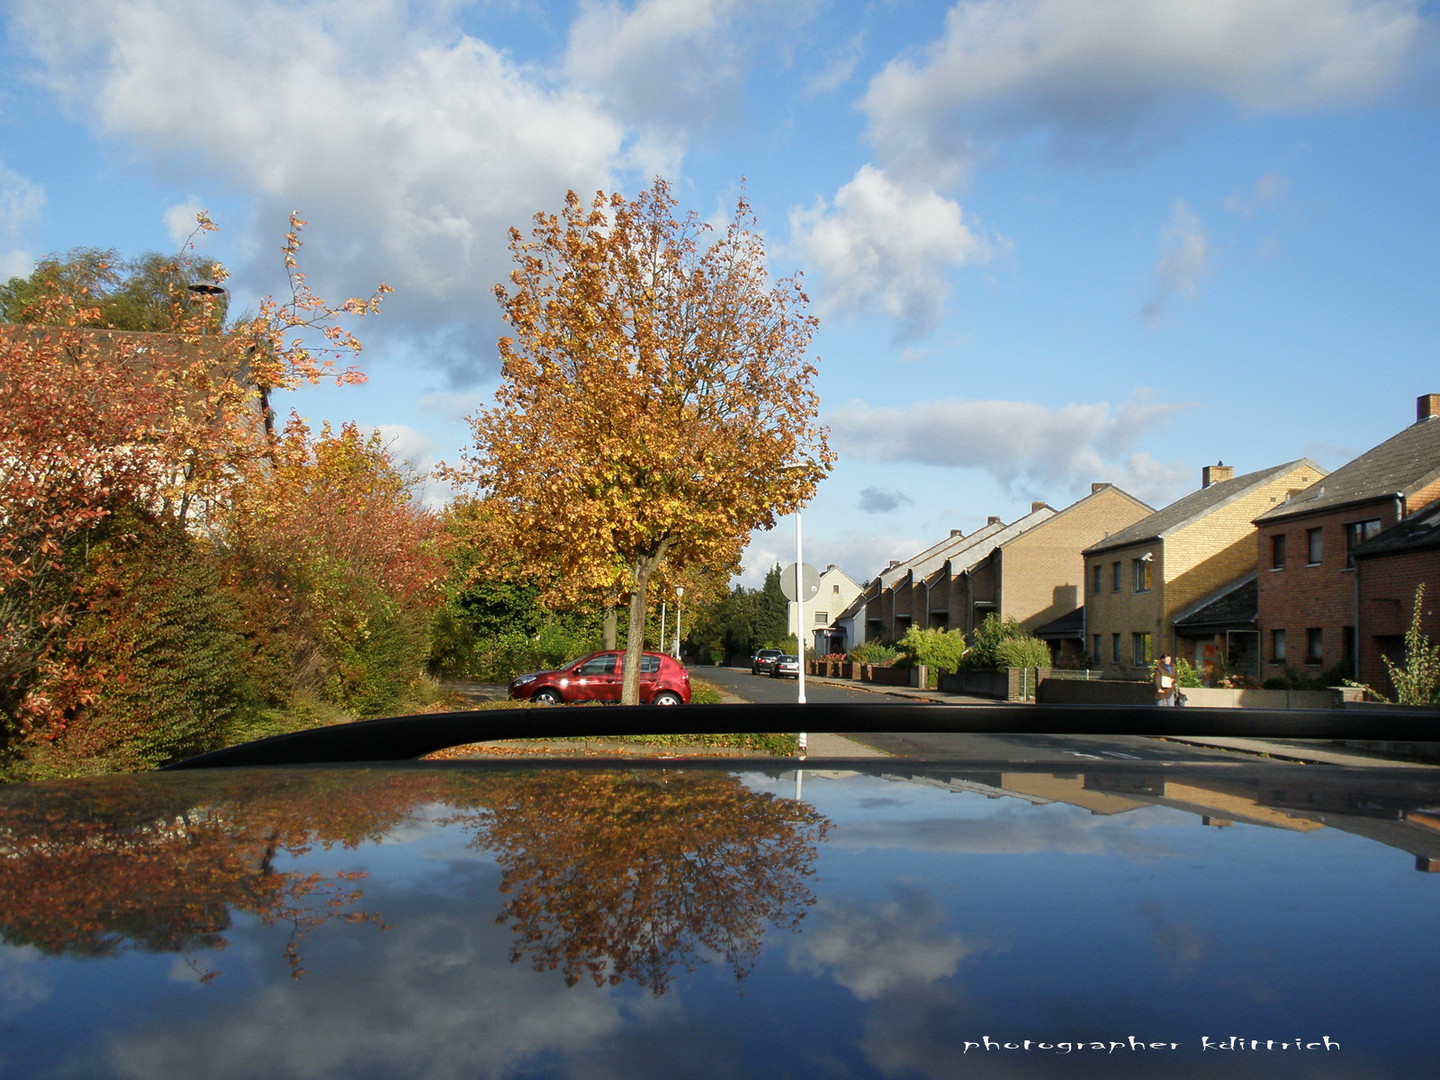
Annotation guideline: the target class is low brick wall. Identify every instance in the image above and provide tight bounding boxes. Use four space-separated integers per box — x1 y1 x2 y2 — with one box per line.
1037 679 1349 709
862 665 918 687
938 670 1009 699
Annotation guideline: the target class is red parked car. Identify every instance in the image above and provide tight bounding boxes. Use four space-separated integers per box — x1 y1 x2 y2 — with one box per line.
508 650 690 705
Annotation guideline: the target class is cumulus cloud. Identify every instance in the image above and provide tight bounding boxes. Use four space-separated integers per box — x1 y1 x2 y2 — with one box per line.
1224 170 1291 217
1141 199 1210 325
827 391 1192 505
858 486 913 514
788 165 995 339
0 160 44 279
8 0 631 381
862 0 1426 181
565 0 818 139
162 200 211 249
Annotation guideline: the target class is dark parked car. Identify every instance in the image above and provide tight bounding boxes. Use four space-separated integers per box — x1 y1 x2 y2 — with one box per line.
3 703 1440 1080
750 648 783 674
509 649 690 705
769 653 800 678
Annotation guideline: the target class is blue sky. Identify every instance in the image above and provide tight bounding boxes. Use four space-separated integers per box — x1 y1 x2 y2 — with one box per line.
3 0 1437 587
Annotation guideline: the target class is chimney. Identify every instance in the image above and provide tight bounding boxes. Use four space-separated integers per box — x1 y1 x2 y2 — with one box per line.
1202 462 1234 488
1091 482 1112 494
1031 501 1047 513
1418 394 1440 422
950 529 964 538
987 515 1002 525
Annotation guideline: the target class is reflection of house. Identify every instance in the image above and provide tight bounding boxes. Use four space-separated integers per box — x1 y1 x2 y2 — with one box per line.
876 765 1440 870
1254 395 1440 686
791 565 862 655
1083 460 1326 675
832 485 1149 653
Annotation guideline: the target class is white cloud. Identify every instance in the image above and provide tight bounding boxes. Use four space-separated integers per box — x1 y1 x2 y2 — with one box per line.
1141 199 1210 325
163 199 210 248
827 391 1192 505
1224 171 1291 217
862 0 1425 182
0 161 44 279
8 0 631 378
565 0 821 140
788 165 995 340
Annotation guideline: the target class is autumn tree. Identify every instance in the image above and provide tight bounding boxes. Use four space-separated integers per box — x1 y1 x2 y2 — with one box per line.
0 214 393 750
450 180 831 704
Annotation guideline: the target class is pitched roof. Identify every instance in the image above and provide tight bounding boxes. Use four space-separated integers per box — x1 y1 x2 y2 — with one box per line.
876 518 1010 588
1085 459 1324 556
1351 501 1440 559
1172 574 1258 632
1256 417 1440 523
927 505 1057 583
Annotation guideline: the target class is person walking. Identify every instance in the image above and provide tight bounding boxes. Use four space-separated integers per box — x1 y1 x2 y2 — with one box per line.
1154 652 1177 706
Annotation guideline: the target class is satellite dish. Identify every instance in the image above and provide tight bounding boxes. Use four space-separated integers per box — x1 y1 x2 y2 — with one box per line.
779 562 820 602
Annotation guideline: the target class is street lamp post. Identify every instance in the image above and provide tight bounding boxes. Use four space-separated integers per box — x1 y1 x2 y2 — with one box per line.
674 587 684 659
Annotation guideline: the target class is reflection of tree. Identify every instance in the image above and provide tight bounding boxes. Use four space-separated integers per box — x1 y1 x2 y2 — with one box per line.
0 768 833 994
0 771 445 978
462 770 831 995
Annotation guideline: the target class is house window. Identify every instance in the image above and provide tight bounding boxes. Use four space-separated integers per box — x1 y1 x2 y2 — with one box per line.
813 611 828 625
1111 562 1121 591
1342 625 1356 663
1344 518 1382 567
1272 629 1287 664
1111 634 1121 663
1270 534 1287 570
832 583 840 594
1306 527 1323 565
1092 634 1102 661
1092 564 1103 594
1306 628 1324 665
1132 632 1152 667
1132 558 1152 592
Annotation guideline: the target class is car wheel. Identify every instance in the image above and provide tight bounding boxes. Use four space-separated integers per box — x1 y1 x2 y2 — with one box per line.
532 688 563 705
651 691 683 706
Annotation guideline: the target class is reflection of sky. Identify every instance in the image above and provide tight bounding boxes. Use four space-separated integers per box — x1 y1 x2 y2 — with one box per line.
2 773 1439 1079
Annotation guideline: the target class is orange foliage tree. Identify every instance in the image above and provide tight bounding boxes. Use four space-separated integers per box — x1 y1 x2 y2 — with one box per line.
449 180 831 703
0 214 395 751
220 417 447 715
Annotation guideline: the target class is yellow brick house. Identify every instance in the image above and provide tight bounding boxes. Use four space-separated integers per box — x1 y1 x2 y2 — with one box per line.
1083 460 1326 675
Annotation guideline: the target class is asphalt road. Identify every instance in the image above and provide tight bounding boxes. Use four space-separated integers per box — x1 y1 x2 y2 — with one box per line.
697 664 1267 764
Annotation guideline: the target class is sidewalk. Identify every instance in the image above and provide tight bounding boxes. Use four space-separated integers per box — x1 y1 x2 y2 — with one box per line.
796 674 1438 768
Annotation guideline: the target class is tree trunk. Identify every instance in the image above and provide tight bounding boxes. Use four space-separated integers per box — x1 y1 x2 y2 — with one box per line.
602 603 618 651
621 543 671 704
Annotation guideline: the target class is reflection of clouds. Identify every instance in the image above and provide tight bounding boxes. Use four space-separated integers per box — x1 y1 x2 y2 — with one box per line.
1138 902 1205 981
788 886 973 1001
97 865 636 1080
832 807 1171 859
0 946 51 1019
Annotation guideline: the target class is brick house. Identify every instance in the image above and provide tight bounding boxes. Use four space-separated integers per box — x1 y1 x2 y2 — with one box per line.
963 482 1152 658
838 516 1020 645
1254 395 1440 684
1084 459 1326 676
1350 502 1440 693
832 485 1149 653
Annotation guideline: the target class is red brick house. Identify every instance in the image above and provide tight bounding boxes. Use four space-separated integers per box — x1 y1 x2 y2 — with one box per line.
1253 394 1440 683
1350 501 1440 693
